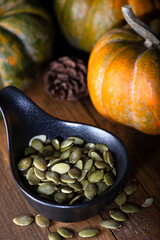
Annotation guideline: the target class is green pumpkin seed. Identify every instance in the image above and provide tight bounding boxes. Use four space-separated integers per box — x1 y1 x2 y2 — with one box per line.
24 146 36 157
120 202 140 213
77 170 88 181
68 181 82 191
37 183 57 195
26 167 34 180
54 192 66 203
69 148 82 163
110 209 128 221
88 170 104 183
51 163 70 174
13 215 33 226
35 214 50 227
83 159 93 171
61 186 73 194
29 135 47 146
68 167 81 179
31 139 43 151
67 136 84 146
69 194 83 205
142 197 154 208
87 165 96 177
60 139 73 151
39 145 54 157
103 151 115 167
52 139 60 150
84 183 97 199
79 228 99 238
74 160 83 170
57 227 74 238
104 172 115 186
46 171 60 183
81 179 89 189
60 149 71 160
48 232 62 240
95 143 109 153
60 173 76 183
123 183 137 195
114 191 127 206
96 181 108 195
47 158 62 167
28 172 40 185
18 157 32 171
100 219 122 229
94 161 111 171
33 157 47 171
90 151 103 161
34 167 46 180
84 143 95 150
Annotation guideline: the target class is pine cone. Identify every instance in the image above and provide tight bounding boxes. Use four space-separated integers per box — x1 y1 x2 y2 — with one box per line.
44 56 88 101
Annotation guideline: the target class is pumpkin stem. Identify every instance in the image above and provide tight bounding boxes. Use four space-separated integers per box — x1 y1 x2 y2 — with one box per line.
122 5 160 47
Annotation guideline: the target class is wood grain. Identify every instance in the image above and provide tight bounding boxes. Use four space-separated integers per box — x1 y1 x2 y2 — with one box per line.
0 76 160 240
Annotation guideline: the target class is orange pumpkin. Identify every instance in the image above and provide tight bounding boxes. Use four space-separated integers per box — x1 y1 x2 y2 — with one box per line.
87 6 160 135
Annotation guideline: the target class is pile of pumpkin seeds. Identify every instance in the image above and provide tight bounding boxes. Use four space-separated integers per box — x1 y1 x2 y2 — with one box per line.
18 135 116 204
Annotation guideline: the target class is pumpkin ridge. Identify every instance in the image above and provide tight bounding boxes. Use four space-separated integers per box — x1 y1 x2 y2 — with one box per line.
130 48 146 129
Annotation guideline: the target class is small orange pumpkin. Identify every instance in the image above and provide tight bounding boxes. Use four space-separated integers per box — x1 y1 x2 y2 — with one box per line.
88 6 160 135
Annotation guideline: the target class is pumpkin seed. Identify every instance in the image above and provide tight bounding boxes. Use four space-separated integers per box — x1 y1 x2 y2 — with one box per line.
74 159 83 170
35 214 50 227
18 157 32 171
37 183 57 195
68 167 81 179
87 165 96 177
142 197 154 208
67 136 84 146
26 167 34 180
51 163 70 174
13 215 33 226
103 151 115 167
47 158 62 167
110 209 128 221
60 149 71 160
48 232 62 240
24 146 36 157
60 173 76 183
96 181 108 195
61 186 73 194
95 143 109 153
114 191 127 206
83 159 93 171
120 202 140 213
34 167 46 180
84 142 95 150
29 135 47 146
100 219 122 229
69 194 83 204
104 172 115 186
28 172 40 185
88 170 104 183
79 228 99 238
31 139 43 151
123 182 137 195
77 170 88 181
68 181 82 191
69 148 82 163
94 161 111 171
57 227 74 238
90 151 103 161
60 139 73 151
46 171 60 183
33 157 47 171
84 183 97 199
39 145 53 157
81 179 89 189
54 192 66 203
52 139 60 150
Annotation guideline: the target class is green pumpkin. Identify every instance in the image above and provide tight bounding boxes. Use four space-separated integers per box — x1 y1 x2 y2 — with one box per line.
0 0 54 90
54 0 160 52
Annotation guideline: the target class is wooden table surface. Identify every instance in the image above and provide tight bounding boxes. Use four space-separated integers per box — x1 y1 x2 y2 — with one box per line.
0 76 160 240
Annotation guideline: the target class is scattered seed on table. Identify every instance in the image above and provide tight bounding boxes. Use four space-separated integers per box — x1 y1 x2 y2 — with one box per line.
142 197 154 208
79 228 100 238
35 214 50 227
57 227 74 238
123 182 137 195
120 202 140 213
48 232 62 240
100 219 122 229
114 191 127 206
110 209 128 221
13 215 33 226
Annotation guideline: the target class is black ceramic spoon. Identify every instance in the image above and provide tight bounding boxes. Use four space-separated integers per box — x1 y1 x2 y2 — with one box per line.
0 86 130 222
